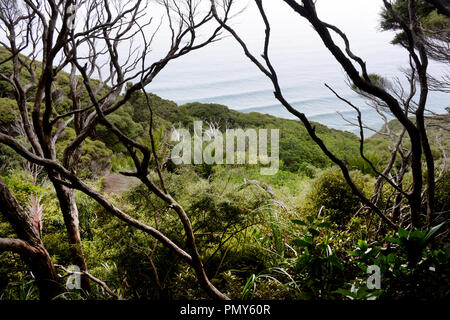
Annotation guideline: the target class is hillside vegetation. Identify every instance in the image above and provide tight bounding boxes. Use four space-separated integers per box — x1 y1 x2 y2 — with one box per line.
0 46 449 301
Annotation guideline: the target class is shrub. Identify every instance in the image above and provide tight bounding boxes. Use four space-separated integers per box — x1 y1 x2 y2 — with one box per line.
0 98 17 127
56 127 112 177
95 104 144 153
304 167 374 226
435 169 450 214
79 139 112 178
1 172 43 207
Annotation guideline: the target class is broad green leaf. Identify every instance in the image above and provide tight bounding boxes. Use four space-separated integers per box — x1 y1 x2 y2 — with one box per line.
308 228 320 237
397 228 409 239
292 219 307 226
317 222 332 228
386 236 401 244
334 288 356 299
423 221 447 244
293 239 311 248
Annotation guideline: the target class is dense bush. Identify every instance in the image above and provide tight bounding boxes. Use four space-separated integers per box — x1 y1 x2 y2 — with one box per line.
435 170 450 214
302 167 374 226
95 105 145 153
56 127 112 177
0 98 17 128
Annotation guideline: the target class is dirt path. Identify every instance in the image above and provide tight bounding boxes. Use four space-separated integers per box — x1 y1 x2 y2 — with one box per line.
102 174 140 194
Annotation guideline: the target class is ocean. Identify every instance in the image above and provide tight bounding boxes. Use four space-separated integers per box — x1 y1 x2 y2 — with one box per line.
145 0 449 135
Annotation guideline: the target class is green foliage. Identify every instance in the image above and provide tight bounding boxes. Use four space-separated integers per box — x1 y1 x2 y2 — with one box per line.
0 144 25 176
241 273 258 300
435 169 450 213
0 173 43 298
95 104 144 153
110 154 135 173
352 73 390 91
380 0 449 46
386 221 447 267
56 127 112 177
291 214 344 299
422 8 450 30
75 191 100 241
334 285 382 301
0 98 17 127
302 167 374 226
128 86 186 126
1 45 448 300
0 47 34 98
1 172 43 207
175 102 360 172
78 139 112 178
0 251 31 299
0 277 39 300
344 223 450 300
347 150 382 176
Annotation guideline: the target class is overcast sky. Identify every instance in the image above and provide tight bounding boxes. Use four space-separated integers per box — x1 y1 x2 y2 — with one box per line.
149 0 392 63
147 0 413 93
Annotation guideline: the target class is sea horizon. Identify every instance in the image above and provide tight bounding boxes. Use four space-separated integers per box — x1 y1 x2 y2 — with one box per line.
146 0 449 135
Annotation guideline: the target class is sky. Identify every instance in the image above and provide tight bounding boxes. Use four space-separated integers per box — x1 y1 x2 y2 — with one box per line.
146 0 420 99
148 0 398 81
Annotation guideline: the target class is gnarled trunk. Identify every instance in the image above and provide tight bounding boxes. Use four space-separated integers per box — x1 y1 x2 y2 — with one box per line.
51 179 91 293
0 178 62 300
25 242 62 300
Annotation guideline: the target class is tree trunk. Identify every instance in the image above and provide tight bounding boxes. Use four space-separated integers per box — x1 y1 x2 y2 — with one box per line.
0 178 62 300
26 243 62 300
51 179 92 292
